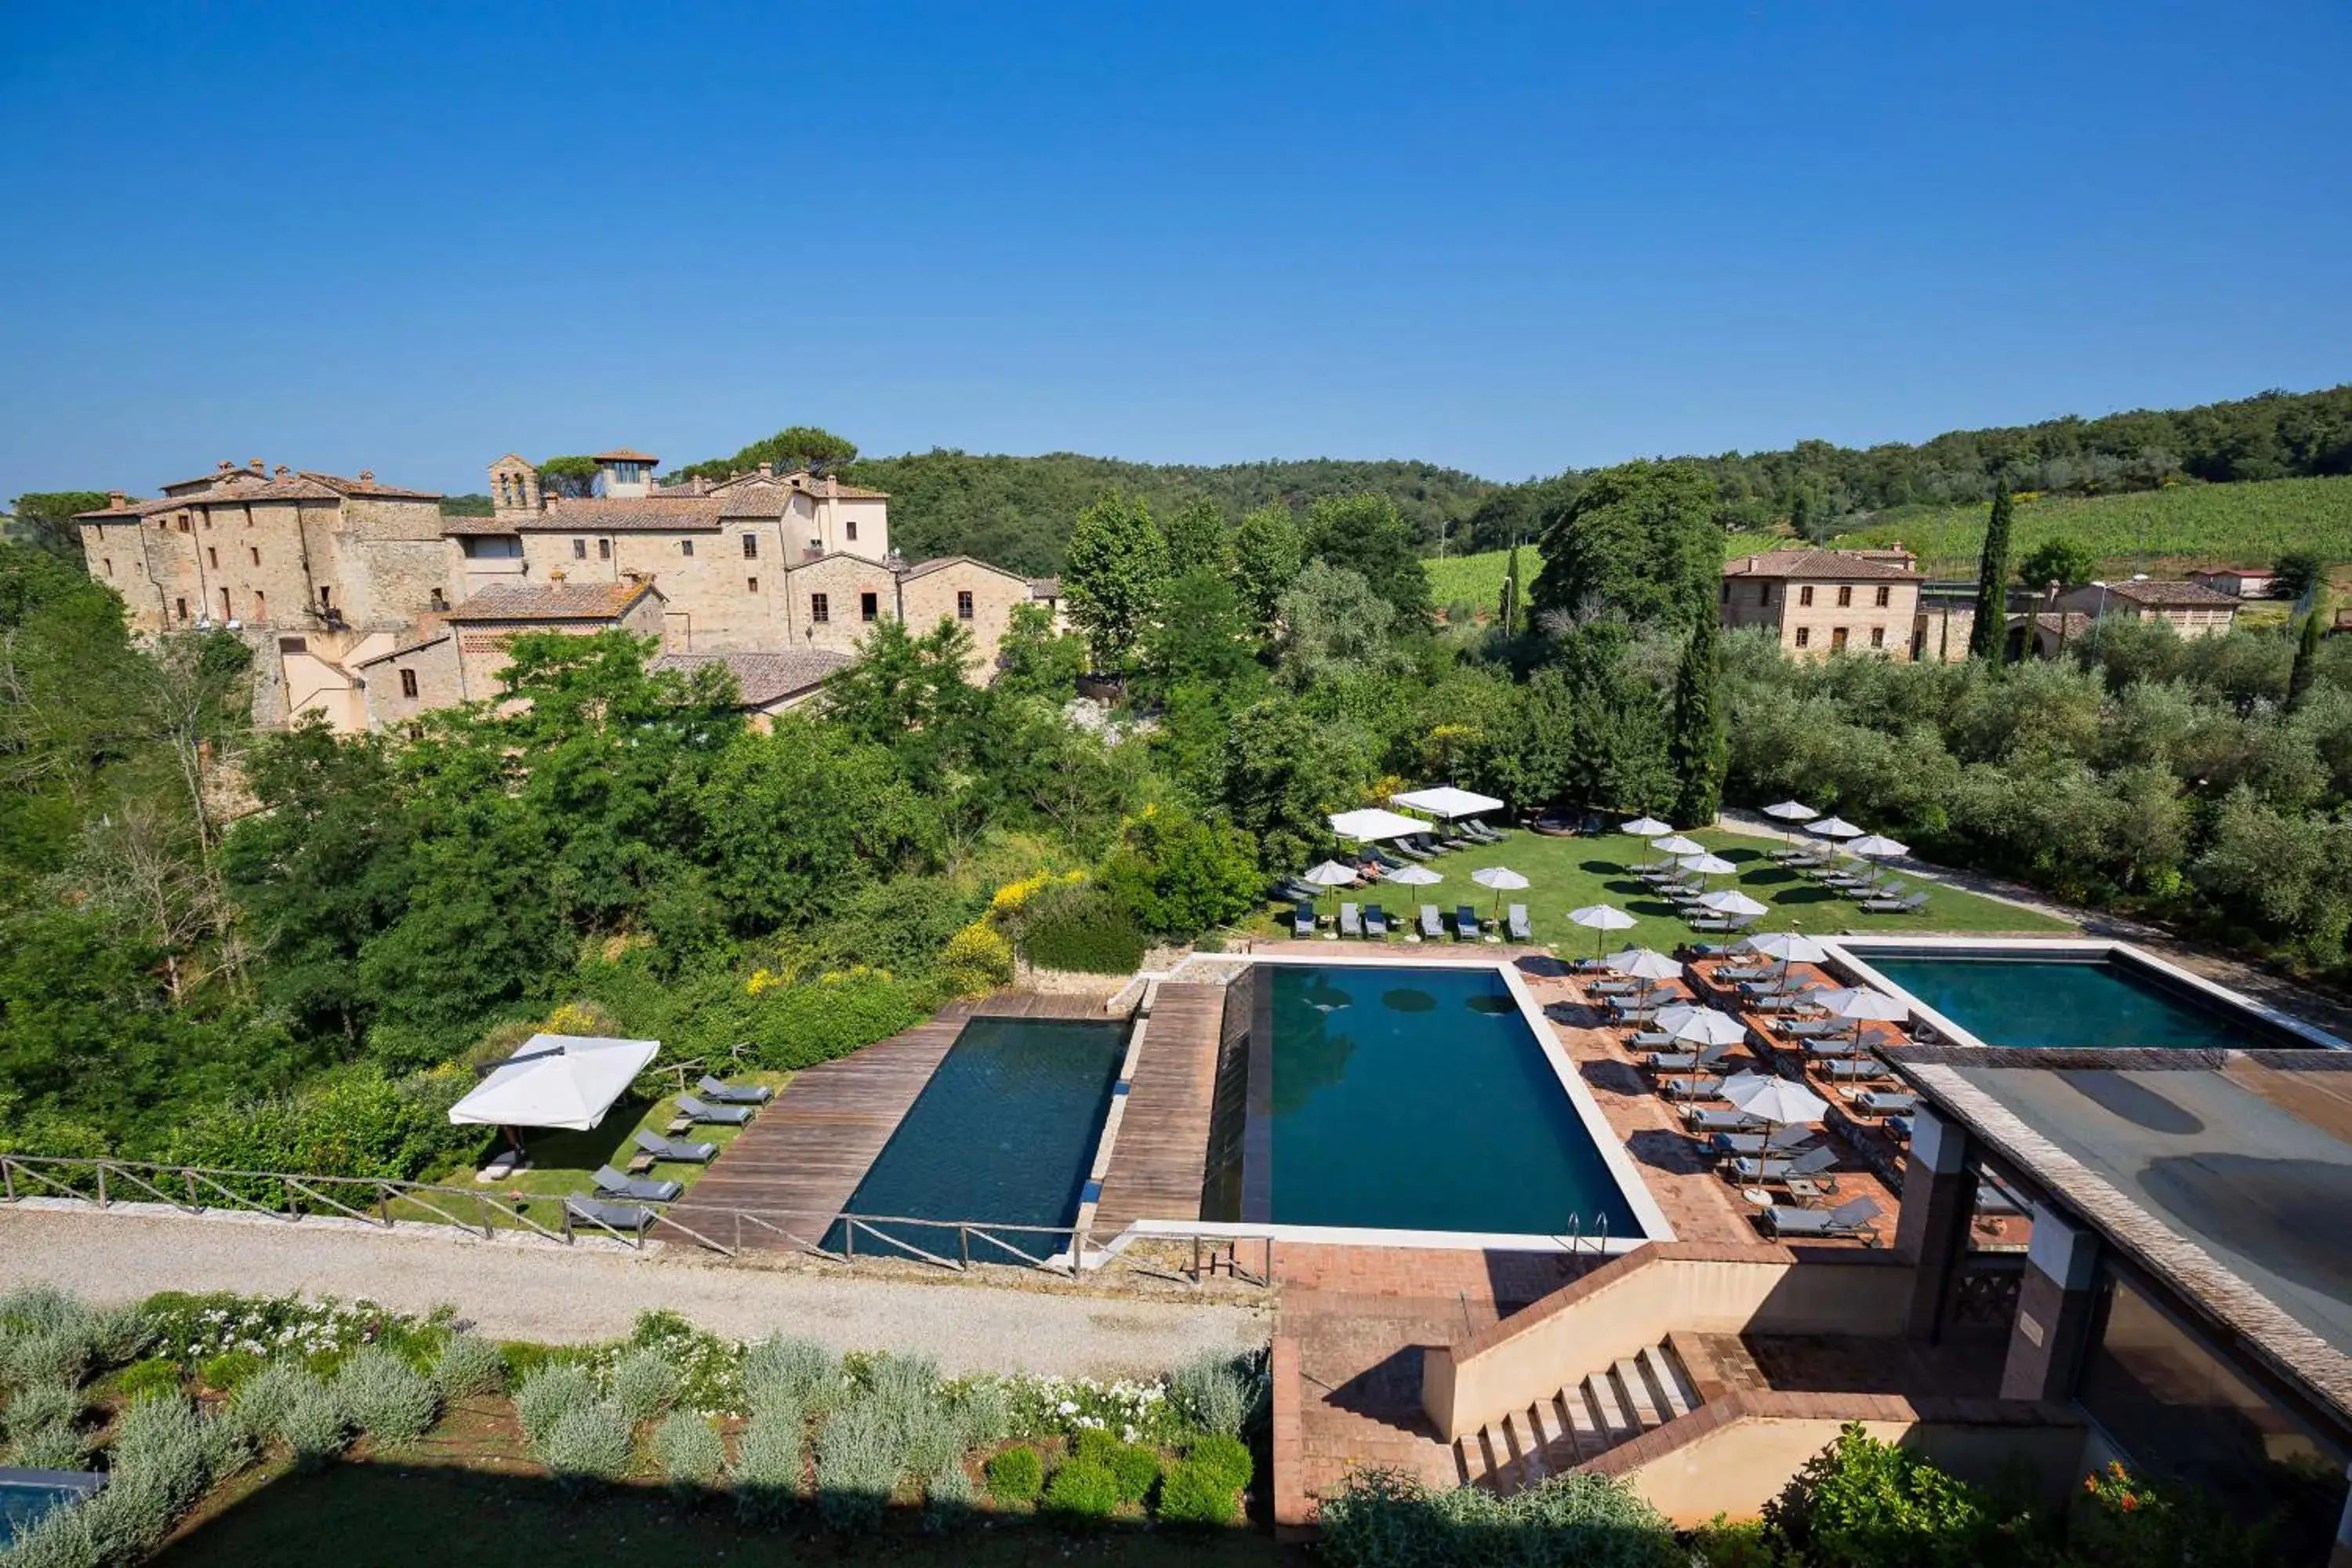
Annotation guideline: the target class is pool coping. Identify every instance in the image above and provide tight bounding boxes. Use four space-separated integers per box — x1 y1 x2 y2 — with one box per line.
1158 951 1674 1256
1820 935 2350 1054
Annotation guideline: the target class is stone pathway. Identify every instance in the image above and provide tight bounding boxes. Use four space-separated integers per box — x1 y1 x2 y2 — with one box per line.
0 1206 1270 1377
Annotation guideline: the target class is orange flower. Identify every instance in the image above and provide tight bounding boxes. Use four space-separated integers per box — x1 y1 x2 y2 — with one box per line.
2118 1493 2138 1512
2083 1475 2098 1494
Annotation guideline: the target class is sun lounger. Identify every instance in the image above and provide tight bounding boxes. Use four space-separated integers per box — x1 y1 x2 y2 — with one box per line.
593 1164 683 1203
1753 990 1828 1014
1759 1196 1881 1240
1684 1106 1765 1134
633 1130 717 1163
1573 956 1617 973
1713 963 1774 982
1844 1089 1916 1115
676 1094 753 1127
1708 1125 1814 1158
1886 1115 1913 1143
1468 820 1504 844
1822 1057 1891 1082
1861 891 1932 915
1414 834 1452 856
1777 1018 1854 1040
1588 978 1639 996
1726 1145 1838 1184
698 1074 771 1105
1507 904 1531 942
1340 902 1363 938
1392 840 1432 862
1643 1043 1731 1072
1686 915 1736 932
1802 1036 1870 1058
1293 902 1316 937
1611 1005 1662 1026
565 1196 655 1235
1365 904 1388 938
1661 1074 1725 1102
1419 905 1445 940
1454 906 1482 940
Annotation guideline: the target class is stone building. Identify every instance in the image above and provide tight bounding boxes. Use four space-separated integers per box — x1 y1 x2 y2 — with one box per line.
1719 547 1925 660
2054 578 2240 638
355 581 668 728
645 649 851 731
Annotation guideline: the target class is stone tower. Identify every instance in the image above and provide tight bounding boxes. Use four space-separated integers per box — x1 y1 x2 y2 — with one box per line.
488 454 543 517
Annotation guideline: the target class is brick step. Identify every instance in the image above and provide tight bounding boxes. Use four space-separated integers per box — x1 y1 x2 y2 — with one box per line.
1456 1339 1708 1494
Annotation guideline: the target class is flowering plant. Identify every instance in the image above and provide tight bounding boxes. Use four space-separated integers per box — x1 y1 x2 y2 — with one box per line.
997 1372 1178 1446
140 1292 452 1372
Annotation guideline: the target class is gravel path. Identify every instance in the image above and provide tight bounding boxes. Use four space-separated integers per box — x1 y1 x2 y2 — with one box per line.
0 1207 1269 1377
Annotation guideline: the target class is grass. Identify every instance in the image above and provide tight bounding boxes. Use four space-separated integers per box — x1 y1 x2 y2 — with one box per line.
1254 826 2072 953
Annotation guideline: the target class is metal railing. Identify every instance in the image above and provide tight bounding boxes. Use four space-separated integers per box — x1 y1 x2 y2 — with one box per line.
0 1154 1275 1288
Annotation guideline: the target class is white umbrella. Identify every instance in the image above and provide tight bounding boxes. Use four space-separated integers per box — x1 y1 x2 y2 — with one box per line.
1847 834 1908 859
1762 800 1817 822
1569 902 1636 957
1653 1004 1748 1047
1604 947 1683 982
448 1034 660 1134
1676 853 1738 877
1329 807 1429 842
1391 786 1504 821
1301 861 1359 887
1621 816 1673 837
1652 834 1708 858
1383 862 1443 886
1723 1073 1829 1128
1699 888 1769 918
1741 932 1831 964
1813 986 1910 1022
1471 864 1530 920
1807 816 1863 840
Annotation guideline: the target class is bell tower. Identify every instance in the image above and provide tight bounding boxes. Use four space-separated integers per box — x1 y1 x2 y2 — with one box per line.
488 454 543 517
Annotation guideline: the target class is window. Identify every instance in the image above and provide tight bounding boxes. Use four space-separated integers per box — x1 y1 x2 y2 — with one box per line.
573 539 588 560
861 591 879 622
207 546 218 568
1795 626 1811 648
430 588 447 611
742 534 758 559
746 576 759 593
1869 626 1885 648
1830 626 1849 652
1798 585 1815 607
175 597 188 621
249 546 261 566
811 592 829 623
956 590 974 620
681 539 694 557
1759 583 1772 605
1835 585 1853 608
846 520 858 542
1875 584 1892 608
219 588 231 619
597 538 611 561
278 637 307 654
254 590 266 619
319 586 333 609
102 557 113 576
399 668 419 699
176 515 191 533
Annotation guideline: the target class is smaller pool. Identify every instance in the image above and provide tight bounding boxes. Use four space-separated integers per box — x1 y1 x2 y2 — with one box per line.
0 1472 103 1548
1861 953 2309 1051
832 1016 1128 1261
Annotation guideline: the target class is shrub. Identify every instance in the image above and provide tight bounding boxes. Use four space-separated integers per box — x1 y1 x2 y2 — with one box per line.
608 1348 681 1421
1022 895 1149 975
165 1068 473 1189
2 1381 81 1440
227 1361 310 1443
336 1345 439 1448
277 1375 350 1472
1070 1428 1159 1502
652 1410 724 1498
111 1358 182 1404
735 972 927 1073
1094 803 1265 938
1762 1421 1993 1567
862 1351 941 1411
730 1408 807 1526
938 920 1014 994
924 1456 975 1528
1189 1432 1254 1494
741 1335 840 1415
431 1333 507 1399
1171 1351 1254 1439
49 1395 250 1564
9 1418 90 1472
198 1352 263 1396
1157 1457 1240 1526
900 1402 963 1483
514 1364 598 1446
3 1330 89 1392
985 1443 1044 1504
537 1400 632 1497
814 1398 902 1532
948 1377 1011 1446
1042 1457 1123 1522
1318 1466 1680 1568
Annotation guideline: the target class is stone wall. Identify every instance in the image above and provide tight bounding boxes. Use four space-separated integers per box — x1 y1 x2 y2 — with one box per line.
783 552 900 657
898 559 1029 679
361 633 464 728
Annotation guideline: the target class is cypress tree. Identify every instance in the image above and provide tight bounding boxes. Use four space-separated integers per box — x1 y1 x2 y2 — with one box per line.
1668 608 1727 826
1967 482 2016 662
2287 590 2328 713
1498 543 1523 634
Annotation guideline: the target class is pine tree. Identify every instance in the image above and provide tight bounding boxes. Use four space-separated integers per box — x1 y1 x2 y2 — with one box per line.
1498 543 1523 634
1966 482 2016 662
1668 608 1726 826
2287 590 2329 713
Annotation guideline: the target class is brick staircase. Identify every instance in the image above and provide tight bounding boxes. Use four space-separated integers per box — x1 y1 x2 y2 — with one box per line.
1451 1339 1703 1494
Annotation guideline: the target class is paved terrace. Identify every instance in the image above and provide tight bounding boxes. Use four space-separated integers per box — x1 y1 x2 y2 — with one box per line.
665 991 1123 1252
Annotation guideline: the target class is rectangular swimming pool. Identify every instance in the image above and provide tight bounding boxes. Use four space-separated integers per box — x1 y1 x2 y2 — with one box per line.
833 1016 1128 1261
1859 952 2316 1051
1221 963 1641 1240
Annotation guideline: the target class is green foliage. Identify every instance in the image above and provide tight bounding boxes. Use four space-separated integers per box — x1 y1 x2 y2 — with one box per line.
7 1416 90 1472
984 1443 1044 1504
741 1335 842 1417
1218 695 1370 873
430 1334 507 1399
533 456 600 498
814 1397 902 1531
111 1359 182 1404
1970 483 2019 662
1761 1421 1994 1567
1156 1457 1241 1525
2 1381 82 1442
2273 549 2325 601
1041 1456 1123 1521
1018 884 1149 974
275 1374 351 1472
197 1352 262 1395
535 1399 632 1497
1669 611 1727 826
1096 804 1262 938
165 1066 475 1188
514 1364 599 1446
1305 494 1433 627
652 1410 724 1498
1160 496 1231 574
2019 535 2100 590
676 424 859 482
1187 1432 1254 1493
1232 502 1305 637
993 601 1087 701
1063 488 1168 673
1070 1428 1160 1502
47 1393 249 1566
1317 1465 1680 1568
608 1347 681 1421
733 970 927 1071
335 1346 438 1448
227 1362 313 1444
730 1407 807 1525
1170 1352 1255 1439
1533 459 1720 629
6 491 111 559
1278 560 1408 690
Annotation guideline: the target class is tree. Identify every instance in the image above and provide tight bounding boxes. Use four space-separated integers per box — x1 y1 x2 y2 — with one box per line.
1140 568 1254 695
536 456 601 499
1274 561 1406 691
2288 589 2331 713
677 426 859 482
1218 697 1363 872
1668 612 1727 826
1160 497 1231 575
1095 803 1261 937
8 492 110 560
1530 461 1719 629
994 601 1086 701
1303 494 1431 628
1232 503 1304 640
1062 488 1167 674
1497 543 1526 635
1966 483 2016 662
2017 535 2098 592
2273 550 2325 603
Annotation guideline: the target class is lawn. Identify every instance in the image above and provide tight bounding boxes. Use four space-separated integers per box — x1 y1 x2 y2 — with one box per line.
1253 826 2072 953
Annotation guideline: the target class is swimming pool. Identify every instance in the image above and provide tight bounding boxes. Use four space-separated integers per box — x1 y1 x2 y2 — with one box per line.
833 1016 1128 1261
1857 951 2317 1051
0 1471 103 1548
1210 963 1643 1240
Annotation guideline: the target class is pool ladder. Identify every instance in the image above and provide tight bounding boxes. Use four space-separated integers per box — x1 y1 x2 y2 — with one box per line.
1559 1212 1608 1254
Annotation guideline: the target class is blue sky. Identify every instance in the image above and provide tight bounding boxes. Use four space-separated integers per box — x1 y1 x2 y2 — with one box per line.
3 1 2347 496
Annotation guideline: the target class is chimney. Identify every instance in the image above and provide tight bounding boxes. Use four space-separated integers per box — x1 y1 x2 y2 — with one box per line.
358 470 375 484
274 465 291 477
757 461 773 477
217 460 235 472
107 491 128 508
249 458 265 474
549 567 568 583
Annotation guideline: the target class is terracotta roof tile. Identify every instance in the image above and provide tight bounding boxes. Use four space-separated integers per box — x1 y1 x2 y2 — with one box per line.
2102 579 2239 608
528 496 728 532
590 448 660 463
445 581 661 622
1722 549 1922 582
648 649 851 706
896 554 1029 585
1028 576 1062 597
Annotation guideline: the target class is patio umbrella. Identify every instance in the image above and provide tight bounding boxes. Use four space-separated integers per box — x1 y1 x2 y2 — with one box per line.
1391 786 1505 822
1762 799 1818 847
1723 1072 1829 1130
1328 807 1430 844
1676 853 1737 877
1653 1004 1748 1047
1814 986 1910 1022
1604 947 1684 984
1740 930 1832 980
1652 834 1708 858
1698 888 1769 919
1621 816 1673 837
1569 902 1636 957
1383 862 1443 886
1300 859 1359 924
1806 816 1863 840
1471 864 1529 919
448 1033 661 1143
1845 833 1910 887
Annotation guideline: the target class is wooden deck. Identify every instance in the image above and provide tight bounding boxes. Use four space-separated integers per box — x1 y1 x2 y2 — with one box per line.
663 991 1123 1253
1090 981 1229 1240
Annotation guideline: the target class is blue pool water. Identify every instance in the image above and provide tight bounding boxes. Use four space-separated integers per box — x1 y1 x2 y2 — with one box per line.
1863 954 2299 1050
1260 964 1639 1236
833 1016 1127 1261
0 1476 99 1547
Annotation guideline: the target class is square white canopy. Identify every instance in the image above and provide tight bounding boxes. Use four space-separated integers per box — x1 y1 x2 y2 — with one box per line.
448 1033 660 1132
1329 807 1432 841
1390 786 1505 821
